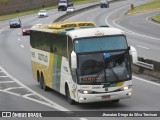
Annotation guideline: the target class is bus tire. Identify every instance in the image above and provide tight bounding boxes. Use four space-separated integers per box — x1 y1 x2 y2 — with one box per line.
37 71 40 82
111 99 120 103
39 75 43 89
66 85 76 105
40 74 49 91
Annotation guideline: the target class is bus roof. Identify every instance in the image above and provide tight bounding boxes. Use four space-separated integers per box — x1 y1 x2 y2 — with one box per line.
31 22 124 39
66 27 124 39
31 22 96 32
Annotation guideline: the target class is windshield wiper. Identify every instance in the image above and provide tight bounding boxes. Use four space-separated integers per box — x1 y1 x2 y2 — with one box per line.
102 53 120 82
108 63 120 81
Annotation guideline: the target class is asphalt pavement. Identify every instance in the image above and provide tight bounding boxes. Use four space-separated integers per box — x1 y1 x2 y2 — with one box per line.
0 0 160 119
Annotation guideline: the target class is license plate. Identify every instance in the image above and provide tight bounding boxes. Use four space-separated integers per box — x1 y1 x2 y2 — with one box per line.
102 95 110 99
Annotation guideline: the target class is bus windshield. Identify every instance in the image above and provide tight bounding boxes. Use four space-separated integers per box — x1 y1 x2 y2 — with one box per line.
77 51 131 85
74 35 131 85
74 35 128 53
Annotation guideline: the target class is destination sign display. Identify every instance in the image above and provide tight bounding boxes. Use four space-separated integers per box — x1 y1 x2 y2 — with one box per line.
81 77 102 81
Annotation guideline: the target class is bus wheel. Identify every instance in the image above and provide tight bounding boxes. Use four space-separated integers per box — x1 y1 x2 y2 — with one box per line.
66 86 76 105
111 99 120 103
40 75 49 91
39 76 43 89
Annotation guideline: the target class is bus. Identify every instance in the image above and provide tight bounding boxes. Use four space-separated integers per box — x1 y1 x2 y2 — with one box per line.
30 22 137 104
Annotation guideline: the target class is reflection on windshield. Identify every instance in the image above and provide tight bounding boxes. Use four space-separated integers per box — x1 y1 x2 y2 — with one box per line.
78 53 105 84
104 51 130 82
74 35 127 53
77 51 131 84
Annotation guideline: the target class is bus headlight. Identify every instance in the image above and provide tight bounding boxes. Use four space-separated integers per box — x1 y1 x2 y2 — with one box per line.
121 85 132 91
78 90 92 94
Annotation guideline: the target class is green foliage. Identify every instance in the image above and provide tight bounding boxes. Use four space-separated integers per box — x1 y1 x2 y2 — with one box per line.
73 0 98 4
0 0 8 3
129 0 160 13
152 14 160 23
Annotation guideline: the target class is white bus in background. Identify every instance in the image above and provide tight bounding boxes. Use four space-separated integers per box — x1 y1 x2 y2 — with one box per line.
30 22 137 104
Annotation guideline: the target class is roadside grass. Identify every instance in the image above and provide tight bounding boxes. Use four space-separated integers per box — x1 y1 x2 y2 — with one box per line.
128 0 160 14
0 0 8 3
0 0 98 21
73 0 98 4
152 14 160 23
0 6 57 21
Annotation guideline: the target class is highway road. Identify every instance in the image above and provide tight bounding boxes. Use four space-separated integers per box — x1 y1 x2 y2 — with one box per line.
0 0 160 120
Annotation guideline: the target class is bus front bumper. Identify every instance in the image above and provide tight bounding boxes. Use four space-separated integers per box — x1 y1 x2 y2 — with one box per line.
78 89 132 103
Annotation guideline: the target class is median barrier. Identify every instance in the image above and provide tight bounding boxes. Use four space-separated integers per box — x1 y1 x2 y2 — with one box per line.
132 57 160 79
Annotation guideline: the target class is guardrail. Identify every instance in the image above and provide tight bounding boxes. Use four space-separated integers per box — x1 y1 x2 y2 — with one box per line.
132 57 160 79
135 61 154 70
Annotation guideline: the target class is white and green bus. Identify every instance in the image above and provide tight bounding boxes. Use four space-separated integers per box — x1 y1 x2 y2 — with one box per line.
30 22 137 104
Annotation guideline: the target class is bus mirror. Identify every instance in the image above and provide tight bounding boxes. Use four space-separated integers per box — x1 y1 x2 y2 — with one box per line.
129 46 138 64
71 51 77 69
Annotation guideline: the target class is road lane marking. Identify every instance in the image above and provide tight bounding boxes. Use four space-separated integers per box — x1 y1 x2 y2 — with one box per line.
4 87 23 91
23 93 34 97
0 26 9 33
136 45 150 50
0 76 8 78
79 118 88 120
105 5 129 27
105 4 160 41
133 76 160 86
0 81 15 83
0 90 21 97
0 66 70 111
146 17 160 26
20 45 24 48
18 38 20 41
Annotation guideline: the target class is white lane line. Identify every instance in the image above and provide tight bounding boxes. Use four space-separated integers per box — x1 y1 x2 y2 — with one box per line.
18 38 20 41
0 81 15 83
79 118 88 120
105 5 129 27
23 93 34 97
0 88 71 110
20 45 24 48
4 87 23 91
112 18 136 34
146 17 160 26
105 5 160 41
136 45 150 50
0 66 70 111
0 26 9 33
0 76 8 78
133 76 160 86
0 90 21 97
